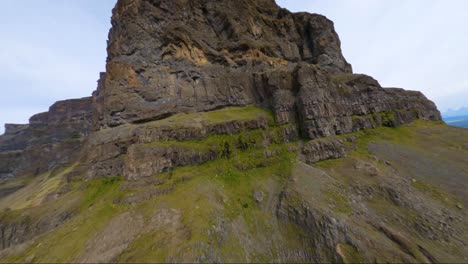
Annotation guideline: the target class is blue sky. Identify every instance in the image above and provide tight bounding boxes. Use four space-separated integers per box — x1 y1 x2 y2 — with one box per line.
1 0 467 134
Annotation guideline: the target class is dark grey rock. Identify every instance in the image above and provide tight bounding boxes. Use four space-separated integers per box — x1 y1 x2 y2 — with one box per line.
0 97 93 178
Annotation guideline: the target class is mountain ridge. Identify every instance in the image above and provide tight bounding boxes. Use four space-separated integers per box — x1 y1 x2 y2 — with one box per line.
443 106 468 118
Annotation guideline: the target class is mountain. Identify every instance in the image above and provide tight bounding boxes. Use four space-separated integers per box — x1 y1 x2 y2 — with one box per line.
1 0 466 263
444 115 468 128
443 107 468 118
443 107 468 128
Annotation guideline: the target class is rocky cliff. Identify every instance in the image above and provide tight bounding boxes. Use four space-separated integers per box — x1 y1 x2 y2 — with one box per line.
1 0 465 263
0 0 441 181
95 0 439 133
0 97 93 179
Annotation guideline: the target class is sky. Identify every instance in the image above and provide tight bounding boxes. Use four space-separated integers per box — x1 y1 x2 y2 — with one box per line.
1 0 467 134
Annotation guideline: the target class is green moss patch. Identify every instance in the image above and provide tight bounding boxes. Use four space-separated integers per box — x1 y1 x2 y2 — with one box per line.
143 105 274 129
336 243 364 263
0 165 77 211
412 179 461 208
323 189 352 214
3 176 125 263
117 136 298 262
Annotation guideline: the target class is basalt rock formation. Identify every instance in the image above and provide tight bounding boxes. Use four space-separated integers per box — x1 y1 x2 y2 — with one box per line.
95 0 439 133
1 0 465 263
0 97 93 179
0 0 440 181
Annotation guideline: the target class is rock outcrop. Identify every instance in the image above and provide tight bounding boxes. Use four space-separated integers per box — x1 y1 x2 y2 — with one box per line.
0 0 440 179
0 97 93 178
94 0 439 135
70 0 440 181
301 137 348 164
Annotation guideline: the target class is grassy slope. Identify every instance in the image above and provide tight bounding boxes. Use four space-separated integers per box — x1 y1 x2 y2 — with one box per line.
312 121 467 262
1 106 467 263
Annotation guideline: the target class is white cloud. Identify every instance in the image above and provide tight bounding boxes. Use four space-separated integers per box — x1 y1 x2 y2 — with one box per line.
0 42 98 90
0 0 115 134
277 0 468 112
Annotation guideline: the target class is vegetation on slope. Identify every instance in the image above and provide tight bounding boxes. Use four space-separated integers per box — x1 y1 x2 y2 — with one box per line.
0 107 467 263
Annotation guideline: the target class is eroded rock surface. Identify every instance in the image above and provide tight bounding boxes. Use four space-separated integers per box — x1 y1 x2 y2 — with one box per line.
94 0 439 132
0 97 93 178
0 0 441 180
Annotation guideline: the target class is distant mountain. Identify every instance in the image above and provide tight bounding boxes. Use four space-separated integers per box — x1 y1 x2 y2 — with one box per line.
444 115 468 128
443 106 468 118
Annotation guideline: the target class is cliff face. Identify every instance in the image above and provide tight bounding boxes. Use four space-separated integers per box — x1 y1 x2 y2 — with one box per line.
79 0 437 181
0 0 440 180
0 97 93 178
94 0 439 132
2 1 464 263
94 0 351 128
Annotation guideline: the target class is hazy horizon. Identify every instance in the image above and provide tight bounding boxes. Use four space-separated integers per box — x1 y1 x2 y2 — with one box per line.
1 0 467 134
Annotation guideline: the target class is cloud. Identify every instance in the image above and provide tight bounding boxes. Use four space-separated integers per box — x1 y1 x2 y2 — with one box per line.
0 42 99 91
0 0 116 134
276 0 468 112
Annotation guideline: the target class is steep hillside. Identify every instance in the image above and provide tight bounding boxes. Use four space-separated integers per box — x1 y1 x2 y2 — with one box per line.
1 114 466 263
0 0 466 263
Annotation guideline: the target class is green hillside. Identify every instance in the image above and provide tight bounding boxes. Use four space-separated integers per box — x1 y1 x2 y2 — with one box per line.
1 106 466 263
